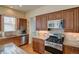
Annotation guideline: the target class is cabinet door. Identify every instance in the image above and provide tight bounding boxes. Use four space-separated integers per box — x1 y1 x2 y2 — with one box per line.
32 38 45 54
41 15 48 30
48 12 56 20
38 39 45 54
63 9 74 32
19 18 27 31
48 11 62 20
16 18 19 30
73 8 79 32
64 45 73 54
26 35 29 44
0 37 21 46
64 45 79 54
36 16 42 30
0 15 1 31
12 37 21 46
54 11 63 19
32 38 39 52
36 15 48 30
72 47 79 54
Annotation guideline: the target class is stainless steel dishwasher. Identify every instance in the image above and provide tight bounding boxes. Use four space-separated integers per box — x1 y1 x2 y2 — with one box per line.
20 35 27 45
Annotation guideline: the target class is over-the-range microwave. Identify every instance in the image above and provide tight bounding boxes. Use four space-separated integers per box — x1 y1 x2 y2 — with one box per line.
48 19 64 29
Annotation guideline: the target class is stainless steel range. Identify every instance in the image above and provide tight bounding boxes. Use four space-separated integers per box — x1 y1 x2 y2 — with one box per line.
45 33 64 54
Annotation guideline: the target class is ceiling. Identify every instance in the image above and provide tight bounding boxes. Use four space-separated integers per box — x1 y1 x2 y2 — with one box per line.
2 5 79 13
3 5 44 12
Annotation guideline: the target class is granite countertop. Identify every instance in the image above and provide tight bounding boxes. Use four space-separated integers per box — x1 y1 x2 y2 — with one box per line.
0 43 26 54
0 34 28 39
63 33 79 48
33 36 48 40
64 39 79 48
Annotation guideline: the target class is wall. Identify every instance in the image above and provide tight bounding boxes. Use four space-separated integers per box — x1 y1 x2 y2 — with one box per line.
0 6 26 18
29 17 36 43
26 5 79 44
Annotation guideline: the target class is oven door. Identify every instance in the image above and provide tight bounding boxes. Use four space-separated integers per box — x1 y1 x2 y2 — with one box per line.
45 41 63 54
45 46 63 54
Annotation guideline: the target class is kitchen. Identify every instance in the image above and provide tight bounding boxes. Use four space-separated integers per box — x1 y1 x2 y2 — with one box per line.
0 5 79 54
31 6 79 54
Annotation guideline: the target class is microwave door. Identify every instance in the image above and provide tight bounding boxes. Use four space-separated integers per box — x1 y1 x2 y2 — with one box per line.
48 20 64 29
54 20 59 28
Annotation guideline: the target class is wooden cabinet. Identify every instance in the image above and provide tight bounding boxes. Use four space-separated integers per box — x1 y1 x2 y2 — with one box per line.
12 37 21 46
0 35 29 46
36 7 79 32
32 38 45 54
41 15 48 30
73 8 79 32
32 38 39 52
36 14 48 30
36 11 62 31
48 8 77 32
26 34 29 44
62 9 74 32
19 18 27 32
0 36 21 46
63 45 79 54
48 11 62 20
62 8 79 32
55 11 63 19
36 16 42 30
0 15 1 31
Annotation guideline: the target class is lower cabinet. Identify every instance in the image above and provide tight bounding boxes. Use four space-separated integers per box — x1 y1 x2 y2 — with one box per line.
0 35 29 46
12 37 21 46
0 36 21 46
63 45 79 54
26 34 29 44
32 38 45 54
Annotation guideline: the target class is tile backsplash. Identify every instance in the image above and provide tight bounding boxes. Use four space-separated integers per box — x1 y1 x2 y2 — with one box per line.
64 32 79 41
49 29 64 34
64 32 79 47
36 31 49 37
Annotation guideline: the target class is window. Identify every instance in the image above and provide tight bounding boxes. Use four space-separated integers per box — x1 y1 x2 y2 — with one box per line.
3 16 16 32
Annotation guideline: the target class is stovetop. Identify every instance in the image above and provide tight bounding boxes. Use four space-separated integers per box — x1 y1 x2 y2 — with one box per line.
46 36 64 44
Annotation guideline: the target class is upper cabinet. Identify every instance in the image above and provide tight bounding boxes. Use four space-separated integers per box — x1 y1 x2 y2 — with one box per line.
62 8 79 32
36 11 63 31
36 7 79 32
73 8 79 32
62 9 74 32
36 14 48 30
18 18 27 32
48 11 63 20
41 15 48 30
36 16 42 30
0 15 1 31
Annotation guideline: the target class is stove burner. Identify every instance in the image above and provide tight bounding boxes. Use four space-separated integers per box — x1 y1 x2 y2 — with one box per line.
46 36 64 44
